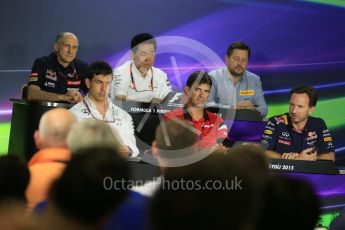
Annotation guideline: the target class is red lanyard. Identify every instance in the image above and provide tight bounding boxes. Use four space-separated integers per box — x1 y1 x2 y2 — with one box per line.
130 63 154 91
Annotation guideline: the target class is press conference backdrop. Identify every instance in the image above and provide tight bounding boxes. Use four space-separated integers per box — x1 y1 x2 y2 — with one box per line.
1 0 345 167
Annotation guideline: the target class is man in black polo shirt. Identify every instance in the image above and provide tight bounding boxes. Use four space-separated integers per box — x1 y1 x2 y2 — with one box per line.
27 32 88 103
261 85 335 161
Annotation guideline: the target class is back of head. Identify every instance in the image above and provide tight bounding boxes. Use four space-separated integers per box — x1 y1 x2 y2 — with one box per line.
67 120 123 154
155 120 198 155
225 145 269 190
49 146 129 225
37 108 76 149
85 60 113 81
131 33 156 52
0 155 30 204
186 71 212 88
151 153 259 230
257 175 320 230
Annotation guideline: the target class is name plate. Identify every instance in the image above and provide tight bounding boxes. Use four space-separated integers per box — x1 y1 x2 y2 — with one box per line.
269 158 339 175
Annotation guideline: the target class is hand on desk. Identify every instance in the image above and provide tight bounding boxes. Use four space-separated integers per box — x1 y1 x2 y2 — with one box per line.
236 100 255 110
282 148 317 161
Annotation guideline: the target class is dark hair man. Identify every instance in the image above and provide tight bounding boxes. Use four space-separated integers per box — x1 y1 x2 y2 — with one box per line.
69 60 139 157
208 41 268 117
262 85 335 161
111 33 172 103
164 71 228 148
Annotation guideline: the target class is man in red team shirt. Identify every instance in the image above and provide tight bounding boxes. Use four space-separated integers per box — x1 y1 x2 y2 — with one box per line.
164 71 228 148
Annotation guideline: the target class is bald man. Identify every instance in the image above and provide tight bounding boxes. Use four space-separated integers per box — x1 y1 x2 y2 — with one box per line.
26 108 76 211
27 32 88 103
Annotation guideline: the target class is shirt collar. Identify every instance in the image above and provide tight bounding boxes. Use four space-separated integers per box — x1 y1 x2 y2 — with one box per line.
286 113 312 132
225 67 246 83
182 105 209 122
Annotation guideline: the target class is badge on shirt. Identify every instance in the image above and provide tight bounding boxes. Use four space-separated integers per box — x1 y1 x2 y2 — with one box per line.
264 129 273 135
45 69 57 81
240 90 255 96
278 139 291 146
324 137 332 142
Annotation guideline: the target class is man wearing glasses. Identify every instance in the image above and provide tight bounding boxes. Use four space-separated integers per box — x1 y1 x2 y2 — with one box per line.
111 33 172 103
207 42 268 117
69 61 139 157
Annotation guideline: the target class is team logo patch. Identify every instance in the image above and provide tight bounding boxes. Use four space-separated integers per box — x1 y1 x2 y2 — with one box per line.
275 115 288 125
278 139 291 145
239 90 255 96
45 69 57 81
324 137 332 142
67 80 81 86
264 129 273 135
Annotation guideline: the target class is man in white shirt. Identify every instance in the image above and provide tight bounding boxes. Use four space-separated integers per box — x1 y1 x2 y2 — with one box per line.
70 61 139 157
111 33 172 103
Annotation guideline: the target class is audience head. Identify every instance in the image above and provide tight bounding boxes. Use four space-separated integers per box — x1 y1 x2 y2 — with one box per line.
153 119 198 157
67 120 123 154
34 108 76 150
257 175 320 230
48 147 129 227
0 155 30 204
151 148 262 230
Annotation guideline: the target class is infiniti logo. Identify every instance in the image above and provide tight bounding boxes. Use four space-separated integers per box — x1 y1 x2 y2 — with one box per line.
282 132 289 137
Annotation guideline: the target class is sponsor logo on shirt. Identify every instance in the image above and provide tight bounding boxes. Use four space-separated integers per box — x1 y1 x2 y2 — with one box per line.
306 131 317 141
67 80 81 86
324 137 332 142
45 69 57 81
281 132 289 137
261 139 268 145
278 139 291 145
267 121 275 127
262 135 272 140
264 129 273 135
44 81 55 88
275 115 288 125
306 140 316 147
239 90 255 96
265 126 275 131
81 109 90 115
